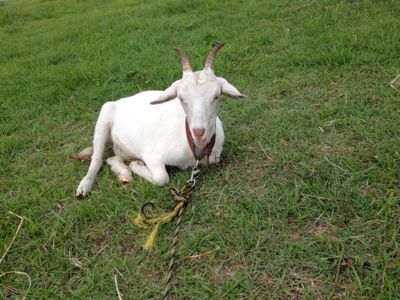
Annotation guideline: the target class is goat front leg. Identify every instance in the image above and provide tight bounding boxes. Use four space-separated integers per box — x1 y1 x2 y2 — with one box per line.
129 160 169 186
106 156 132 184
76 102 113 197
76 147 104 198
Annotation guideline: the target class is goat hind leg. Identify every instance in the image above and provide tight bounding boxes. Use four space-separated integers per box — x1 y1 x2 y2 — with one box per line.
106 156 132 184
70 147 93 161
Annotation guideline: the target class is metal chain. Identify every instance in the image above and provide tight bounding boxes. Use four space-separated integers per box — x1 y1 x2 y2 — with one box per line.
161 160 202 299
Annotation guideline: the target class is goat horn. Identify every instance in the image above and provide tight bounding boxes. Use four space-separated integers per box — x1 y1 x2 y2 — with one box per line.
174 48 192 72
204 43 225 69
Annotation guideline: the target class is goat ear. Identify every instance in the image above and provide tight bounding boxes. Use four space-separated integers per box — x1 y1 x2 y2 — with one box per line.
217 77 246 99
150 80 180 105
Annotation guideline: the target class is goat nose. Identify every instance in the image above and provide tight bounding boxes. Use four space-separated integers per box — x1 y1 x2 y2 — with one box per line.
193 128 205 138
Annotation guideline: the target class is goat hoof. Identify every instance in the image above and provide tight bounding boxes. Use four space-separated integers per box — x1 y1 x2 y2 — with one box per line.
76 186 89 198
119 176 131 185
76 177 92 198
76 191 87 199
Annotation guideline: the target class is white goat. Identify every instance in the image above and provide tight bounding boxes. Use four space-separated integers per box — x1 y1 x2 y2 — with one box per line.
74 44 245 197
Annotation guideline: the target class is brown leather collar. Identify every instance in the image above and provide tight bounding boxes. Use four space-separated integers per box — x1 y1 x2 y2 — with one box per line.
185 119 216 161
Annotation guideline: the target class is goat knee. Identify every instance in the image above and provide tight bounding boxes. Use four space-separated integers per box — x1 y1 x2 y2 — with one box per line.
146 162 169 186
152 173 170 186
129 161 169 186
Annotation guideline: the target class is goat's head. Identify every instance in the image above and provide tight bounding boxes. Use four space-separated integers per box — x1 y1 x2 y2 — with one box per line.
151 44 246 147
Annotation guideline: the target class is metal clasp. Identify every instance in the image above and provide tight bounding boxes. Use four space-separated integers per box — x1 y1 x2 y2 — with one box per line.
187 160 201 187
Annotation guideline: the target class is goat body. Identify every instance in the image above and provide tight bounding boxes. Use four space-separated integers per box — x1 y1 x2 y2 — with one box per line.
109 91 224 166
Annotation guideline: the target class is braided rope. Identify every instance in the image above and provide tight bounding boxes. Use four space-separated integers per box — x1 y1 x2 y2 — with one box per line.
161 182 195 299
160 159 202 299
162 204 184 299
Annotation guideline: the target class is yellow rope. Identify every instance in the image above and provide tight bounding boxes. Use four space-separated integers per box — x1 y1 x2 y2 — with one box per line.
130 201 185 250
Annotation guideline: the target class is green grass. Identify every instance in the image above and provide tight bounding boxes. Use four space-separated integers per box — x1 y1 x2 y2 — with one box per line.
1 0 399 298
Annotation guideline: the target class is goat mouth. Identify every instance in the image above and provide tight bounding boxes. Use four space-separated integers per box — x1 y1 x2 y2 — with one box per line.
194 138 208 147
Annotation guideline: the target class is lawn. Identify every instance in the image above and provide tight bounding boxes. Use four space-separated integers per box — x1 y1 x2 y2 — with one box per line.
1 0 399 298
